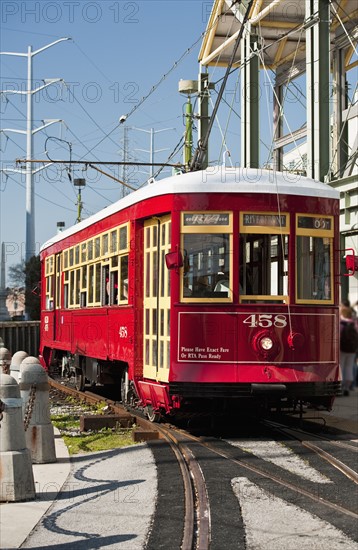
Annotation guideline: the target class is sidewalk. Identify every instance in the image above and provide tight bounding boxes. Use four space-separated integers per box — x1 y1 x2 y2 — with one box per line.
0 430 71 549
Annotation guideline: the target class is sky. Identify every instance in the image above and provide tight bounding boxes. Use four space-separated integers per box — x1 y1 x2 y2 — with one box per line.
0 1 356 278
1 1 224 275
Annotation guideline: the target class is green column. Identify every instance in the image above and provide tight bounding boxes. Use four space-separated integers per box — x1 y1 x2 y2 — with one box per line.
306 0 330 181
184 97 193 167
198 72 210 170
240 32 259 168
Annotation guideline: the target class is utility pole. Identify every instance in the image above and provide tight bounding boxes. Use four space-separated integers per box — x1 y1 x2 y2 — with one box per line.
0 242 9 321
0 38 70 261
132 127 173 178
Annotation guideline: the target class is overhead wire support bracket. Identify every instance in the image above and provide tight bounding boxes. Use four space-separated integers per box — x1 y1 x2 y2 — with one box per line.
189 0 254 173
15 158 185 189
15 159 184 168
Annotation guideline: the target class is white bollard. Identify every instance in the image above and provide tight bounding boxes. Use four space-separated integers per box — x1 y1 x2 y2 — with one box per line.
20 356 56 464
0 373 36 502
0 347 12 375
10 350 28 382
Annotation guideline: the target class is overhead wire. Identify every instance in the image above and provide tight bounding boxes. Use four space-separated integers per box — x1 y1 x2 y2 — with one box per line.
85 1 245 160
3 172 76 212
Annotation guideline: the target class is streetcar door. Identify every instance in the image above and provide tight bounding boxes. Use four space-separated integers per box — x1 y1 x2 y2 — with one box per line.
143 216 171 382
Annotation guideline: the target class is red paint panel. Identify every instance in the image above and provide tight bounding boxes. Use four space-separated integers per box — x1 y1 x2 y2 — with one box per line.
171 309 338 383
72 311 109 359
108 309 135 366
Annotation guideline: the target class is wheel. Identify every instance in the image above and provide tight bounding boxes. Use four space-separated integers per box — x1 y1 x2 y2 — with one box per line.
145 405 161 423
75 369 85 391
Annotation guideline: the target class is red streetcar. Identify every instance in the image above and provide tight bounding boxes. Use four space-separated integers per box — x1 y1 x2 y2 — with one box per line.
40 166 343 420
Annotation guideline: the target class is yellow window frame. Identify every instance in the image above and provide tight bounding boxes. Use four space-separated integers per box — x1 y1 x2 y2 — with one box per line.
296 214 334 305
181 211 233 303
239 211 290 304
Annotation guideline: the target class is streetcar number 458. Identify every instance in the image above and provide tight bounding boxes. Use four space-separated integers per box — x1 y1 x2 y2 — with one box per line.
243 314 287 328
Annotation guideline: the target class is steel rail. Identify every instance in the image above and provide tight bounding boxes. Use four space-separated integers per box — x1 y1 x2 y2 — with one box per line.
302 440 358 484
167 425 358 520
263 421 358 484
263 419 358 452
155 426 196 550
197 438 358 520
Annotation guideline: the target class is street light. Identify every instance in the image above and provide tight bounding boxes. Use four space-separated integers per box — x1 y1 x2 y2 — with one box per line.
74 178 86 223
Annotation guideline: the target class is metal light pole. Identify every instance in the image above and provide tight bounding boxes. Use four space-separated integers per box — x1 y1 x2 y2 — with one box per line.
74 179 86 223
0 38 70 261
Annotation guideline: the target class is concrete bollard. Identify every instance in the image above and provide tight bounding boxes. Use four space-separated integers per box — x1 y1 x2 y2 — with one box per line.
0 374 36 502
10 350 28 382
20 356 56 464
0 347 12 375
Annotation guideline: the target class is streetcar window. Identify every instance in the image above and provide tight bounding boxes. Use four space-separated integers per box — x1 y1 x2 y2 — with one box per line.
239 234 288 303
110 230 118 254
81 242 86 263
45 255 55 310
88 265 94 303
94 237 101 259
95 264 101 303
239 212 289 304
88 240 93 261
180 212 233 302
119 256 128 301
296 214 334 304
63 270 69 308
119 225 128 250
102 233 109 257
296 236 332 302
183 233 231 299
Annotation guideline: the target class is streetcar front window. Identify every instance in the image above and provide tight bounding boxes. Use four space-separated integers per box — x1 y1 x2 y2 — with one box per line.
239 212 289 304
296 236 332 302
183 233 231 299
180 212 233 302
296 215 334 304
239 233 288 303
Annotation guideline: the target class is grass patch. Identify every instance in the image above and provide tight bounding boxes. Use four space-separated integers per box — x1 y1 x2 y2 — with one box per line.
51 412 138 455
52 414 80 431
63 429 136 455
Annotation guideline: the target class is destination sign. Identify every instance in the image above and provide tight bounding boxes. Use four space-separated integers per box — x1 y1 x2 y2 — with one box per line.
183 213 230 226
298 216 332 230
243 213 287 227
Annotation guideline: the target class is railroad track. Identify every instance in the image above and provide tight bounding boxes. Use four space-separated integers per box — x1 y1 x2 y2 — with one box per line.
48 377 206 549
263 419 358 484
49 378 358 548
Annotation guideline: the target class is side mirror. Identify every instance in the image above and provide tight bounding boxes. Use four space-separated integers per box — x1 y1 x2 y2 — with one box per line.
165 249 184 270
344 249 358 276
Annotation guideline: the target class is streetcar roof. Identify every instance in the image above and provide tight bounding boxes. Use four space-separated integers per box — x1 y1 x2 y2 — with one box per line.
40 167 339 252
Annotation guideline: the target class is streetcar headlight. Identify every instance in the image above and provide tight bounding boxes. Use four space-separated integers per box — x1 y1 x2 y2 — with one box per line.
252 331 277 357
260 337 273 351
